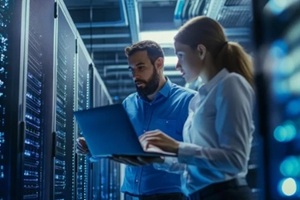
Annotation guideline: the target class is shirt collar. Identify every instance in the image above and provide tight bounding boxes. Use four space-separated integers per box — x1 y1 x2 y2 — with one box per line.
198 68 229 95
158 77 172 98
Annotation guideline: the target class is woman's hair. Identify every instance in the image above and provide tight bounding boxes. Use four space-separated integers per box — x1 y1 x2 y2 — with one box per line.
124 40 164 66
174 16 253 85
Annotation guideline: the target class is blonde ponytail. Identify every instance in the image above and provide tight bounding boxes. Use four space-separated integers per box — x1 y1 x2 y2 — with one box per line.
218 42 253 86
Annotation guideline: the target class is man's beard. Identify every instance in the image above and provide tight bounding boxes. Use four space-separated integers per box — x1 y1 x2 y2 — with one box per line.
135 68 160 100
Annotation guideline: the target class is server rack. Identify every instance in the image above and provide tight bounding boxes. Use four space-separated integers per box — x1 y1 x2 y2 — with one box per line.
0 0 26 198
90 154 121 200
1 0 120 199
75 34 92 200
253 1 300 199
23 0 56 199
88 66 121 200
0 0 56 199
55 1 121 200
54 0 77 199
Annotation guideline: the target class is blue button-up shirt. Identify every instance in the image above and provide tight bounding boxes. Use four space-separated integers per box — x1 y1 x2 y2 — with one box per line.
121 79 195 195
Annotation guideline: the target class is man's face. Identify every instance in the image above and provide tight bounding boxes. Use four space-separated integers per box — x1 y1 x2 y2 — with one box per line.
128 50 160 99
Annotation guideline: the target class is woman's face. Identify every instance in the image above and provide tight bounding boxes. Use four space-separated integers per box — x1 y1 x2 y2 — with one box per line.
174 41 202 83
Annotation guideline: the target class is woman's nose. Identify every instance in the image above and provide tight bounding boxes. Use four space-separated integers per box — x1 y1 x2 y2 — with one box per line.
175 62 182 71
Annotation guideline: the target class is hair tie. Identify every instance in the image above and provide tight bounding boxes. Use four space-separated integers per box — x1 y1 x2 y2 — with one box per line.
217 41 228 55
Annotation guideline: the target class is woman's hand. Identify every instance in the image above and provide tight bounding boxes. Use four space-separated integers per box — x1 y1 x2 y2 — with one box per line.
139 129 180 154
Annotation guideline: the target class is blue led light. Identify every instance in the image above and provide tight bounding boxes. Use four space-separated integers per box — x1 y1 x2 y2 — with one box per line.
280 156 300 177
286 99 300 117
113 96 119 101
273 80 290 102
278 178 297 196
270 40 288 63
274 121 297 142
267 0 298 15
270 40 289 77
270 39 291 102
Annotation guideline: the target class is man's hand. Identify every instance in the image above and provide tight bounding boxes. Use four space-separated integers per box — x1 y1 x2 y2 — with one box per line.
76 137 90 155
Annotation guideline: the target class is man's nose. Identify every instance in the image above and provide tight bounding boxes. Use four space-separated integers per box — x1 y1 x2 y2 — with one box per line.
130 69 139 79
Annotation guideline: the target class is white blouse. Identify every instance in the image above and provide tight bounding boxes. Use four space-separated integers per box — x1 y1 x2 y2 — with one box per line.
155 68 255 195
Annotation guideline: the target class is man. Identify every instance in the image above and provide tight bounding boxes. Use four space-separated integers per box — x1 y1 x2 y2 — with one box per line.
77 40 195 200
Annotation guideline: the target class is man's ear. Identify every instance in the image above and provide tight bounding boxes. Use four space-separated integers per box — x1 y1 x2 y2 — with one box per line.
155 57 164 70
197 44 206 60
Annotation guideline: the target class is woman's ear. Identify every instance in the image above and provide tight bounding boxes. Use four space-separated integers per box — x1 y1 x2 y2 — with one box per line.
197 44 206 60
155 57 164 70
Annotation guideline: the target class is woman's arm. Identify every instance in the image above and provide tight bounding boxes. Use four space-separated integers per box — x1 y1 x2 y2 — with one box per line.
177 75 255 174
141 75 255 175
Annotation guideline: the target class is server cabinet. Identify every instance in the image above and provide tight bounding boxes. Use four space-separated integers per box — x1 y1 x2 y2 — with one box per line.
54 0 78 199
1 0 120 199
92 67 113 108
88 66 121 200
55 1 121 199
75 36 92 200
89 156 121 200
253 1 300 199
0 0 26 198
0 0 55 199
23 0 55 199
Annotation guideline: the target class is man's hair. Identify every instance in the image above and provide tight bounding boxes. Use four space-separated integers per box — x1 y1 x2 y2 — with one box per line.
125 40 164 65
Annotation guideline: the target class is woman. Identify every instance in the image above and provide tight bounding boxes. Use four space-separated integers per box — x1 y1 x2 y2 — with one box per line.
139 16 255 200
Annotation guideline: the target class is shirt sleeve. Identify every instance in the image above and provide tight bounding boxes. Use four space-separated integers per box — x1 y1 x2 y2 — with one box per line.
153 156 186 174
177 75 255 175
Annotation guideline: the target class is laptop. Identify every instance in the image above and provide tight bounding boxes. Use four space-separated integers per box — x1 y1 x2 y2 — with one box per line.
74 104 176 158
